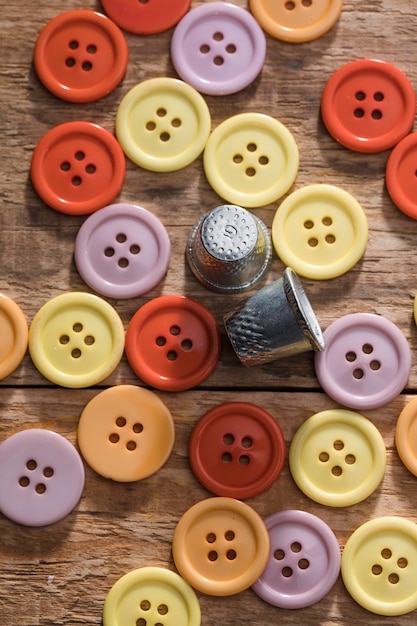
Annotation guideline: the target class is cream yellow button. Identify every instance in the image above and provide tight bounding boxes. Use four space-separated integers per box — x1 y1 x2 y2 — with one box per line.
289 409 386 507
116 77 211 172
77 385 175 482
0 294 28 380
28 292 124 388
203 112 299 208
272 184 368 279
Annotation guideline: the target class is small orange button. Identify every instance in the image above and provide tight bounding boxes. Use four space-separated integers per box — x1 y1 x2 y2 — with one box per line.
395 397 417 477
0 294 28 380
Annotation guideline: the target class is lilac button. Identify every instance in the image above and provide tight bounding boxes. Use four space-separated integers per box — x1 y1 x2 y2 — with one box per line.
315 313 411 410
0 429 85 526
74 203 171 299
170 2 266 96
252 510 340 609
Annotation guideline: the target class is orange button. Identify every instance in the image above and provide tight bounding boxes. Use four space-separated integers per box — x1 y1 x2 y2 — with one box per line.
125 295 221 392
33 10 128 103
31 121 126 215
77 385 175 482
386 132 417 220
395 397 417 477
0 294 28 380
172 497 270 595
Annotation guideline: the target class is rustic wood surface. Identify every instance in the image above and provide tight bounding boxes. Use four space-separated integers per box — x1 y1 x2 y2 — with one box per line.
2 0 417 624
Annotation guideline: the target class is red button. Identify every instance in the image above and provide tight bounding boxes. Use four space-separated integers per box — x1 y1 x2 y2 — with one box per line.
125 295 221 392
321 59 416 153
100 0 191 35
189 402 285 499
33 10 128 103
31 121 126 215
386 132 417 219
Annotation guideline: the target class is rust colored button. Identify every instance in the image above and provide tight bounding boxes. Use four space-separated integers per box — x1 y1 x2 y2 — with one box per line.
386 132 417 220
33 10 128 103
100 0 191 35
31 121 126 215
125 295 221 392
189 402 285 498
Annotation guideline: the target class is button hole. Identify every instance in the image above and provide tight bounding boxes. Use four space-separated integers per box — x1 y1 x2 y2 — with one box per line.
274 549 285 560
206 532 216 543
82 61 93 72
282 566 293 577
68 40 79 50
86 44 97 54
208 550 218 561
116 416 127 428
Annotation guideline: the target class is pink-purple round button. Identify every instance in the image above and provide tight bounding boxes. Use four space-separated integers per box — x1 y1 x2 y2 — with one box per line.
252 510 340 609
0 429 85 527
74 203 171 299
314 313 411 410
170 2 266 96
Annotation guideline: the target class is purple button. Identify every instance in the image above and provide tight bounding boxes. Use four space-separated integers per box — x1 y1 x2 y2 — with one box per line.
251 510 340 608
74 203 171 299
314 313 411 410
0 429 85 526
170 2 266 96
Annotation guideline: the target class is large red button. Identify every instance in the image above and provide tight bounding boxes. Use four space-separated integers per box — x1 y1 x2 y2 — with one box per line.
386 132 417 220
321 59 416 153
125 295 221 392
100 0 191 35
31 121 126 215
33 10 128 103
189 402 285 499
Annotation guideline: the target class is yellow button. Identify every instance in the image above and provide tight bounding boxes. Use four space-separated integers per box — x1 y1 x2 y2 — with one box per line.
272 184 368 279
249 0 344 43
0 294 28 380
395 396 417 477
342 517 417 616
103 566 201 626
289 409 386 507
28 292 124 388
77 385 175 482
116 77 211 172
172 497 270 595
203 112 299 208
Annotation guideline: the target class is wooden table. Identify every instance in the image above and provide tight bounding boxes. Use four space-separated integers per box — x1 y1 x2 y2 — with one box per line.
2 1 417 624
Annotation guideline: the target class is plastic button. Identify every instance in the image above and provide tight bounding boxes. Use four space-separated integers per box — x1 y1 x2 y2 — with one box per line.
250 0 343 43
33 10 128 103
171 2 266 96
395 397 417 477
189 402 285 499
289 409 386 507
125 295 221 392
31 121 126 215
321 59 416 153
172 497 270 596
74 203 171 299
314 313 411 410
77 385 175 482
0 294 28 380
103 566 201 626
272 184 368 279
116 77 210 172
0 429 85 527
386 132 417 220
203 113 299 208
29 292 124 388
252 510 340 608
100 0 191 35
341 517 417 616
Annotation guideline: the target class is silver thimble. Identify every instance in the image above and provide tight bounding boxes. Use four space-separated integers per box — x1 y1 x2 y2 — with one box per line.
223 267 325 366
186 204 272 293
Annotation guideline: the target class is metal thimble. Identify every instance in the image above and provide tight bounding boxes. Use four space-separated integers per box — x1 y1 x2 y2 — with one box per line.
223 267 325 366
186 204 272 293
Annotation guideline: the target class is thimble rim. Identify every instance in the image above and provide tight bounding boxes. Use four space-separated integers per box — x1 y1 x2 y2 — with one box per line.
283 267 325 352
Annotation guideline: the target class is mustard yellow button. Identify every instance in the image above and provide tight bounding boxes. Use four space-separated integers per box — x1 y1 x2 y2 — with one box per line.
395 396 417 477
249 0 344 43
103 566 201 626
0 294 28 380
116 77 211 172
341 517 417 616
272 184 368 279
289 409 386 507
28 292 124 388
172 497 270 595
203 112 299 208
77 385 175 482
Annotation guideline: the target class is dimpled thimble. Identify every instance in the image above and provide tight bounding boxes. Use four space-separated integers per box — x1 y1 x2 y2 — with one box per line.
223 267 325 366
186 204 272 293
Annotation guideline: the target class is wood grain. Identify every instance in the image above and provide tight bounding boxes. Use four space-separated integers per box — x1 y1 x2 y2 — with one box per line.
2 1 417 624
